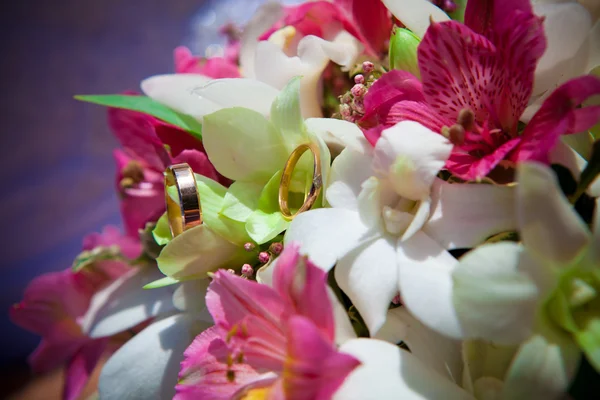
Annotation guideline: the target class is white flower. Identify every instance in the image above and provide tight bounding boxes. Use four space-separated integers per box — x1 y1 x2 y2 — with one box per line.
285 120 518 335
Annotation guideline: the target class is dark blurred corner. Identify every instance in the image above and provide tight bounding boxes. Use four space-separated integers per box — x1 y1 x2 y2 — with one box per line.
0 0 208 383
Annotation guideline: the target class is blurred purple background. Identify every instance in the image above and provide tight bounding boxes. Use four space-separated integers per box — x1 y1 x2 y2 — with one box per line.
0 0 307 367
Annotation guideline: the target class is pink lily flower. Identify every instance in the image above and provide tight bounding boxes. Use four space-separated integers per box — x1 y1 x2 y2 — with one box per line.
361 0 600 180
174 46 241 79
175 244 360 400
110 106 224 237
10 226 141 400
259 0 392 56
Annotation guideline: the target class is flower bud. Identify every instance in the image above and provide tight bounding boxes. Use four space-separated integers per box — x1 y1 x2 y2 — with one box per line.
389 28 421 79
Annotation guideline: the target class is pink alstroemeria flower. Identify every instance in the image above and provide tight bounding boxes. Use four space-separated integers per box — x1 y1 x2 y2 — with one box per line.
110 106 224 237
10 226 141 400
174 46 241 78
361 0 600 180
175 244 360 400
260 0 392 56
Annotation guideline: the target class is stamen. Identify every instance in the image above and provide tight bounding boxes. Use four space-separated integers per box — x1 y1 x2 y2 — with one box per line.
457 108 475 132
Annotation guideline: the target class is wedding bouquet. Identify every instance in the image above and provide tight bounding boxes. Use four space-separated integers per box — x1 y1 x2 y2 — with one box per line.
10 0 600 399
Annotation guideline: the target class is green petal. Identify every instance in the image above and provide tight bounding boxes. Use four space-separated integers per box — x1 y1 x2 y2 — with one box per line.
156 224 252 279
143 276 181 289
270 76 308 150
575 316 600 372
389 28 421 78
75 94 202 139
195 175 253 246
246 170 290 244
152 213 172 246
220 181 264 222
202 107 288 182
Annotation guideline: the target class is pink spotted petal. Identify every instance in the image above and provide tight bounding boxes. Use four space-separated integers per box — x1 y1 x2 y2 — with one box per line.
63 339 107 400
175 326 261 400
282 315 361 400
446 136 521 180
514 75 600 163
384 101 451 133
174 46 241 78
272 244 335 343
153 120 204 157
333 0 392 55
172 149 221 183
82 225 142 260
362 125 385 147
464 0 533 36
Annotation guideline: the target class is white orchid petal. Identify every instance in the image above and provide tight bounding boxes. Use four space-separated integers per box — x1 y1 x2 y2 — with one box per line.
335 236 398 335
284 208 372 272
533 2 593 95
517 163 591 265
502 318 581 400
98 315 210 400
453 243 548 344
172 278 210 313
329 288 358 345
327 148 374 211
304 118 371 154
381 0 450 39
81 267 177 339
423 179 517 249
335 339 474 400
401 195 432 241
373 121 452 201
377 307 463 383
397 231 464 339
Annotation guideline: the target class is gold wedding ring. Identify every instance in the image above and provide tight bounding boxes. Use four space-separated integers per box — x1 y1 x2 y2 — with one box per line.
278 142 322 220
165 163 202 238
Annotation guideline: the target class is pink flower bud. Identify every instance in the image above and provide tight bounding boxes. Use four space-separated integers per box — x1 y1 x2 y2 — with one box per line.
244 242 256 252
351 84 367 98
362 61 374 74
258 252 270 264
340 103 352 119
354 74 365 85
241 264 254 277
227 269 236 274
269 242 283 255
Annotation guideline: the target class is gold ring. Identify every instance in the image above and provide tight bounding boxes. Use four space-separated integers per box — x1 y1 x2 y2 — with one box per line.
165 163 202 237
278 142 322 220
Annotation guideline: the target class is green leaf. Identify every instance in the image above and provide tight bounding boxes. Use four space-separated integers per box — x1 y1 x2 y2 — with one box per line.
389 28 421 78
270 77 308 149
571 140 600 203
575 313 600 372
587 66 600 141
152 213 172 246
143 276 181 289
195 174 253 246
246 170 290 244
220 181 264 222
75 94 203 139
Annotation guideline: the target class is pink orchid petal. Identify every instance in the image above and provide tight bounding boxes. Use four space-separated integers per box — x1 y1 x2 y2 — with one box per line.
174 46 241 78
446 136 521 180
465 0 533 35
172 149 220 183
384 101 450 133
28 338 88 373
153 120 205 157
333 0 392 54
175 326 261 400
82 225 142 260
272 244 335 343
282 315 360 400
63 339 107 400
514 75 600 162
362 125 386 147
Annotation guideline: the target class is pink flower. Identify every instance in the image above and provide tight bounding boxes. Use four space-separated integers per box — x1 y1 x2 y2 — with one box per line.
361 0 600 180
174 46 241 79
109 105 225 237
260 0 392 56
175 244 360 400
10 226 141 400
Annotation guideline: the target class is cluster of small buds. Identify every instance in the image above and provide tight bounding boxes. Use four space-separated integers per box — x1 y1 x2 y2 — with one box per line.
433 0 457 13
338 61 378 123
258 251 270 264
241 263 254 278
269 242 283 256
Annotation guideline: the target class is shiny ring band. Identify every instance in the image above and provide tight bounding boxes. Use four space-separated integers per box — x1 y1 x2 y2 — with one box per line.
165 163 202 238
278 142 322 220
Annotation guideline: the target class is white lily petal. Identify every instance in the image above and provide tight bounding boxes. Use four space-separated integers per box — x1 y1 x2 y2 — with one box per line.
533 2 593 95
502 317 581 400
373 121 452 201
98 315 210 400
284 208 373 271
254 32 361 118
191 78 280 116
305 118 372 155
423 179 517 249
335 339 474 400
397 231 464 339
453 243 549 344
141 74 216 121
336 235 398 335
81 267 177 339
381 0 450 39
377 307 463 383
517 162 591 265
239 0 284 79
327 148 374 211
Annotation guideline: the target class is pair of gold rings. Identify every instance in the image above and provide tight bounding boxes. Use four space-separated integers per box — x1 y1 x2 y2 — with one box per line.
164 142 322 237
